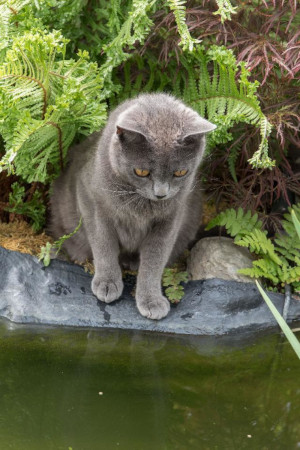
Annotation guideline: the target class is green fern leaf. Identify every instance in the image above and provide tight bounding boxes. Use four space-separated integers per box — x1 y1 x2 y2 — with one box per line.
0 28 106 182
236 229 282 265
275 205 300 263
167 0 201 52
206 207 262 240
214 0 238 24
215 205 300 291
174 46 273 169
239 258 280 284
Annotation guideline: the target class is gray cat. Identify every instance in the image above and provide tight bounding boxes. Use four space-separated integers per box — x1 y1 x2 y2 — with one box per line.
49 93 215 320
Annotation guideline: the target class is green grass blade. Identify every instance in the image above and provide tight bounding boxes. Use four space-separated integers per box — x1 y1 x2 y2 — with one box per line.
256 281 300 359
291 209 300 241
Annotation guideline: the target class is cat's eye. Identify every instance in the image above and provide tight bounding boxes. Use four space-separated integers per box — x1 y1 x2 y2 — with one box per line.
134 168 150 177
174 169 188 177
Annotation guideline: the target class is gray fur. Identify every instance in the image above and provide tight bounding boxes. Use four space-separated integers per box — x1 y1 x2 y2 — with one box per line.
49 93 216 320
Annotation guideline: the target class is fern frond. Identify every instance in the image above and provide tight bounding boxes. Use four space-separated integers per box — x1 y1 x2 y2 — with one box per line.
0 29 106 182
227 138 242 182
247 116 274 169
0 4 11 56
39 216 83 266
292 207 300 240
176 46 274 169
213 0 238 23
278 262 300 285
210 205 300 291
6 181 45 231
239 258 280 284
236 229 282 265
0 0 32 60
275 205 300 263
99 0 156 96
107 0 122 36
167 0 201 52
206 207 262 240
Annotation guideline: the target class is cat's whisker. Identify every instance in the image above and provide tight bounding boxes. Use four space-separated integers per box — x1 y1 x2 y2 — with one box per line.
188 184 199 193
185 152 197 160
98 187 127 193
172 197 184 208
95 171 136 192
137 196 147 211
111 181 133 188
187 179 204 193
118 193 141 210
122 199 141 212
100 188 137 196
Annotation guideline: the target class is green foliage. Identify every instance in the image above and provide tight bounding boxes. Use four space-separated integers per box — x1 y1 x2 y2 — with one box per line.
227 139 241 182
0 0 33 60
0 0 277 232
175 46 274 168
240 259 280 285
108 53 171 106
206 205 300 292
0 16 107 183
291 209 300 241
38 216 82 266
34 0 88 33
0 0 275 190
0 0 164 185
214 0 238 23
99 0 157 96
206 207 262 240
38 241 52 267
236 229 282 265
167 0 201 51
274 205 300 263
162 267 189 303
256 281 300 360
6 181 45 231
113 45 273 169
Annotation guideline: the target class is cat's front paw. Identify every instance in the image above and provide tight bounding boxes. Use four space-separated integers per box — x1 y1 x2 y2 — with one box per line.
92 276 124 303
136 294 170 320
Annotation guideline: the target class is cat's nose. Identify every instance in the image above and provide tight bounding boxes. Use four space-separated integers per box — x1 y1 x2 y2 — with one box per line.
153 182 169 198
155 194 167 199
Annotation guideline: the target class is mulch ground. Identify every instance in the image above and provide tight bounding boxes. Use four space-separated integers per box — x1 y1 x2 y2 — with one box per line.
0 220 52 256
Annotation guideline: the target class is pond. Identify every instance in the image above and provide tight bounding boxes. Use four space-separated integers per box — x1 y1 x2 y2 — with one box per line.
0 319 299 450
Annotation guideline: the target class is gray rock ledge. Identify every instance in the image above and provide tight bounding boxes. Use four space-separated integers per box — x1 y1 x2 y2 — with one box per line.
0 246 299 335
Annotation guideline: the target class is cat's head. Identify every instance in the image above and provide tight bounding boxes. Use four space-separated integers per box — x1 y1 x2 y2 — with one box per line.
109 93 216 201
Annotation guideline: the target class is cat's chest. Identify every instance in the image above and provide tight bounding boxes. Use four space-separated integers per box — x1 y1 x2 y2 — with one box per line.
113 213 150 252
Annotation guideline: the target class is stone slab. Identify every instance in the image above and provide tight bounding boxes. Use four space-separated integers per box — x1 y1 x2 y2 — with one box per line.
0 246 299 335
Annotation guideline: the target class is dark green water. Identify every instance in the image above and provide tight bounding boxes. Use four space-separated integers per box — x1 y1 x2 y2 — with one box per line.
0 320 299 450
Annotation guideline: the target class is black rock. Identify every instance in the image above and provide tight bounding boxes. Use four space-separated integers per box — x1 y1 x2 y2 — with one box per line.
0 246 299 335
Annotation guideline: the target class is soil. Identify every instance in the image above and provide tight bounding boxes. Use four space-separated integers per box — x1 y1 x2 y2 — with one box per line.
0 220 52 257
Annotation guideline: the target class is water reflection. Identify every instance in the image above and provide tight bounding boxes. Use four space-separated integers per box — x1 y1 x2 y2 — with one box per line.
0 320 299 449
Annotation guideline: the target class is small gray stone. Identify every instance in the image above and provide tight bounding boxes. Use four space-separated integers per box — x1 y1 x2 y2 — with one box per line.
188 237 255 283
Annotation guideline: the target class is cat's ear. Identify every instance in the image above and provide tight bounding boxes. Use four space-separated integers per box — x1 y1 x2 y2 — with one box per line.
183 117 216 138
116 125 147 145
181 117 216 146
